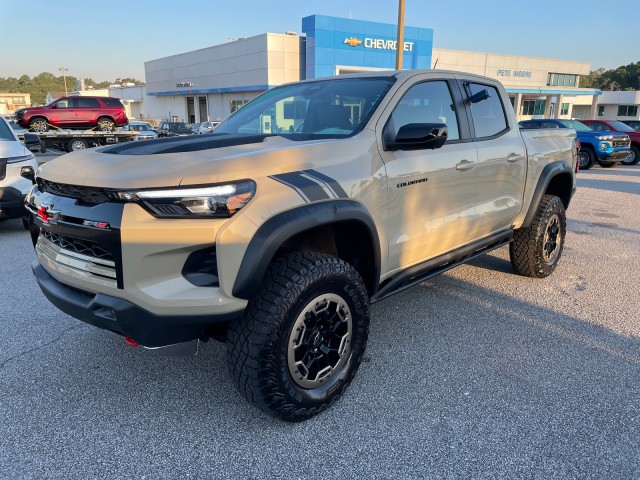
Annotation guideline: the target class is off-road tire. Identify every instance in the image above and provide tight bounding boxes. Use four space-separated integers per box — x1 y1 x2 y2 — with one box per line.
97 117 115 132
578 148 595 170
226 251 370 422
622 145 640 165
510 194 566 278
29 117 49 133
597 161 618 168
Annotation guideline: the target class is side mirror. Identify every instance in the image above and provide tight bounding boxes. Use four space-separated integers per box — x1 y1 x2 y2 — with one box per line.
385 123 448 151
23 133 42 153
21 166 36 184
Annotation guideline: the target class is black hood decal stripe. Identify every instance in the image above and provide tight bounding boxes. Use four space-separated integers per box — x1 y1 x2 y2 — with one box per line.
102 133 271 155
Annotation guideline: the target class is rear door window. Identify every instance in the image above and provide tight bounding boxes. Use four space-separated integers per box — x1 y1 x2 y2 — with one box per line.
465 83 508 139
76 98 100 108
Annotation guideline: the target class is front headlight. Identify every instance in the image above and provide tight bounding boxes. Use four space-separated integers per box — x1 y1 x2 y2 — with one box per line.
595 135 613 141
7 153 35 164
117 180 256 218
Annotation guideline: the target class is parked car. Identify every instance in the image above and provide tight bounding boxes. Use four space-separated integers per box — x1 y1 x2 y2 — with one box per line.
621 120 640 132
156 122 195 137
519 118 630 170
121 121 158 141
581 119 640 165
198 121 221 134
15 96 128 133
189 123 201 133
0 116 38 222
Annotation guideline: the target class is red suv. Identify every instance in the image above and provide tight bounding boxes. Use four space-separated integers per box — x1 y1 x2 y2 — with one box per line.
582 119 640 165
15 96 128 132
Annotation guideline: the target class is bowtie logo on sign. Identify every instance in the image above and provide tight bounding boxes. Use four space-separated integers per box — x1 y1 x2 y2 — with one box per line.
343 37 363 47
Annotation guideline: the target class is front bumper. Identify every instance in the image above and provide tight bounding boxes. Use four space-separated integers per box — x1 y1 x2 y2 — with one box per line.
33 261 242 347
597 148 631 161
0 187 26 220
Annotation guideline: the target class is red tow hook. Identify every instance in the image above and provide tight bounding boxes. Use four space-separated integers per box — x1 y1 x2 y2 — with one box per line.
125 336 139 347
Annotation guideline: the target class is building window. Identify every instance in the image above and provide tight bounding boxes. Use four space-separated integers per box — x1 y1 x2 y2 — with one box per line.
230 100 248 113
617 105 638 117
598 105 605 117
561 103 570 116
547 73 578 87
522 99 546 116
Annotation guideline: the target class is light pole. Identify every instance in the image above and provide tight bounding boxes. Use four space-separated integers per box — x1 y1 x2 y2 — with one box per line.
395 0 406 70
58 67 68 95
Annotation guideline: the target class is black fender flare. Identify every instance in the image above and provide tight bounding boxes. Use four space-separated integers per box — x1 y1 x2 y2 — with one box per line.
232 200 381 300
522 161 575 228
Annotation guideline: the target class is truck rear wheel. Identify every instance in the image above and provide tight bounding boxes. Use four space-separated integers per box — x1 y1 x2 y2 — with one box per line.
578 148 595 170
226 251 370 421
622 145 640 165
510 194 566 278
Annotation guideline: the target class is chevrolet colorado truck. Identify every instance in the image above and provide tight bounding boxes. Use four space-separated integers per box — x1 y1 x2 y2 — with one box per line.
25 71 578 421
518 118 630 170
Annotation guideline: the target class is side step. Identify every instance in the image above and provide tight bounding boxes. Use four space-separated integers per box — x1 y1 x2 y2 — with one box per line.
371 230 513 303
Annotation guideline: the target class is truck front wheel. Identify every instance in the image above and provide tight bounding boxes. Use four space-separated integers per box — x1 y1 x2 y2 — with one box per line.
578 148 595 170
510 194 566 278
66 138 88 152
226 251 370 421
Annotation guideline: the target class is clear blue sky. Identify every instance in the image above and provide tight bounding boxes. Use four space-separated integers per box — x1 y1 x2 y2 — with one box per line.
2 0 638 81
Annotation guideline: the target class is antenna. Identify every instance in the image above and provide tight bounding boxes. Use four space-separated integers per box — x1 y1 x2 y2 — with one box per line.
433 58 439 69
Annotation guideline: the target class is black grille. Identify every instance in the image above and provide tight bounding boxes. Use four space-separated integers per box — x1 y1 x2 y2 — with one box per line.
42 230 114 261
37 178 120 205
613 140 630 147
0 159 6 181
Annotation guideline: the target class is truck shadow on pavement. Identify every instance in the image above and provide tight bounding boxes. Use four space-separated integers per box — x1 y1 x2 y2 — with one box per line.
2 266 639 478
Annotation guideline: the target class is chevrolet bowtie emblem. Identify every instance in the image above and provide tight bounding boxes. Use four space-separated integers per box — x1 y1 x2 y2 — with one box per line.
343 37 363 47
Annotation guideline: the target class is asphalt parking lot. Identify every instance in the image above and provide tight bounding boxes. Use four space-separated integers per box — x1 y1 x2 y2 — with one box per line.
1 164 639 479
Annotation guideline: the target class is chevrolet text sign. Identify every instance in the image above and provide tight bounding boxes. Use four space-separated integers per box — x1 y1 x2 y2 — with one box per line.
344 37 415 52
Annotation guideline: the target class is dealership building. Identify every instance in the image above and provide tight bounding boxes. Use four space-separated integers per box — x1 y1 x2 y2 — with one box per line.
133 14 635 124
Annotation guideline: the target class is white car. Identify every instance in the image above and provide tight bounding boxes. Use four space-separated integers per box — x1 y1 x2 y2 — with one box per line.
0 116 38 222
198 121 220 134
122 121 158 140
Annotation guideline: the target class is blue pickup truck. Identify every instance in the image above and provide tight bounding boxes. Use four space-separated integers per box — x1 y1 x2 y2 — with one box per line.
519 119 631 170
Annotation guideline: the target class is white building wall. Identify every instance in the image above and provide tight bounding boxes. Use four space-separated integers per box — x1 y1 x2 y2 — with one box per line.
598 91 640 120
143 33 304 122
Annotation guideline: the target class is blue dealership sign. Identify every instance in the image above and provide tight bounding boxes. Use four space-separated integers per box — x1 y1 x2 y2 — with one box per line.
302 15 433 78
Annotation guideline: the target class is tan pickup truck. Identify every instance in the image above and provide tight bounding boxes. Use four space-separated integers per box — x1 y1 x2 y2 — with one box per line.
25 70 577 421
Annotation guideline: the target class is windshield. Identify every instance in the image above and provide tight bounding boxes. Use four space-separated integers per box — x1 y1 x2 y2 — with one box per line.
169 123 189 130
607 121 635 132
215 77 396 139
558 120 593 131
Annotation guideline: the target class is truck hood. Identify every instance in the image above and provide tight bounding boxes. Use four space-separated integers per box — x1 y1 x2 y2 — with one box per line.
36 133 373 189
0 139 32 158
